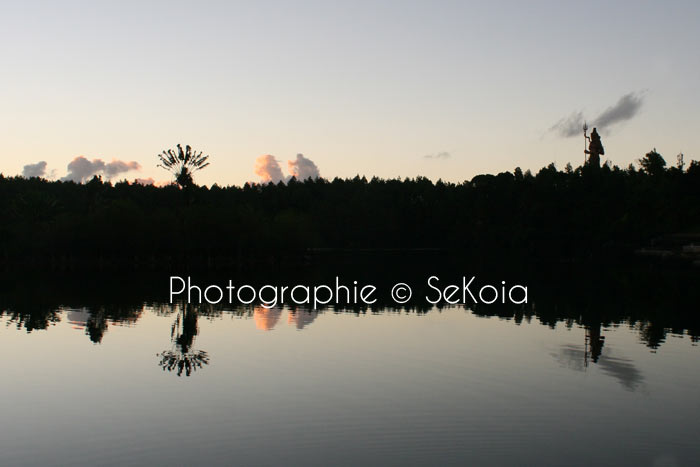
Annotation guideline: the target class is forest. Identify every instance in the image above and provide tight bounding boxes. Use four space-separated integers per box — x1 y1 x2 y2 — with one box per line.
1 150 699 271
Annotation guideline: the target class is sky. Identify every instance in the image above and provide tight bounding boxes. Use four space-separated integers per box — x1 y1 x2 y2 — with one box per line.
1 0 699 186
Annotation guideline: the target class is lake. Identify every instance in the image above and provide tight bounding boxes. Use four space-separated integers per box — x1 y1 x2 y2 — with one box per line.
1 265 699 466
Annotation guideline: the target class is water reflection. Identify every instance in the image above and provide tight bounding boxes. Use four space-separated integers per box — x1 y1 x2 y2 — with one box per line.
1 266 699 381
586 323 605 364
157 303 210 377
553 324 605 371
64 306 142 343
2 298 697 387
597 352 645 391
253 306 319 331
2 302 699 353
1 304 60 332
1 267 699 466
254 306 283 331
555 343 645 391
550 322 645 391
287 308 318 330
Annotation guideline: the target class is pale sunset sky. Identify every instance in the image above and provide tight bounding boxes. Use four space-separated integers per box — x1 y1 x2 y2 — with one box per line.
1 0 698 186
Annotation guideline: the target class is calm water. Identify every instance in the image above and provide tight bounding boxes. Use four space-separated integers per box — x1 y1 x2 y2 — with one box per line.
1 269 699 466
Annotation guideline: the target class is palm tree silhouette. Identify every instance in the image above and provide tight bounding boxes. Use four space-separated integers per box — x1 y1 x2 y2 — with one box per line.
157 144 210 188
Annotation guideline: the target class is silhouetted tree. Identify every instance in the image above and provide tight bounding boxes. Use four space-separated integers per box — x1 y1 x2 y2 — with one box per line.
157 144 210 188
638 149 666 176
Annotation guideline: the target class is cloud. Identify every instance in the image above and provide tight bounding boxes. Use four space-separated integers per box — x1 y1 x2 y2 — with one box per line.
254 154 286 184
549 91 646 138
61 156 141 183
104 160 141 178
254 153 322 184
62 157 106 183
594 92 645 129
549 111 585 138
424 151 451 159
22 161 48 178
287 153 320 180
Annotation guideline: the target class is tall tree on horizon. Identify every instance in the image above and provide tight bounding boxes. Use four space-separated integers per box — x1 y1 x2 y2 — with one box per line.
157 144 210 188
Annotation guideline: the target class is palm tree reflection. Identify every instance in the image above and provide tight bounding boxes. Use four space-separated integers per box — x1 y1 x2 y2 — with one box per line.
157 303 209 377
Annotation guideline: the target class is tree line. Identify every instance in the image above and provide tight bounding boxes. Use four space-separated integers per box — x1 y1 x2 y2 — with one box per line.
1 150 698 270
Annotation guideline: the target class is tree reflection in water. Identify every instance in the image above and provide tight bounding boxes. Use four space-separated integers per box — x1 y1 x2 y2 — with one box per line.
157 303 210 377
